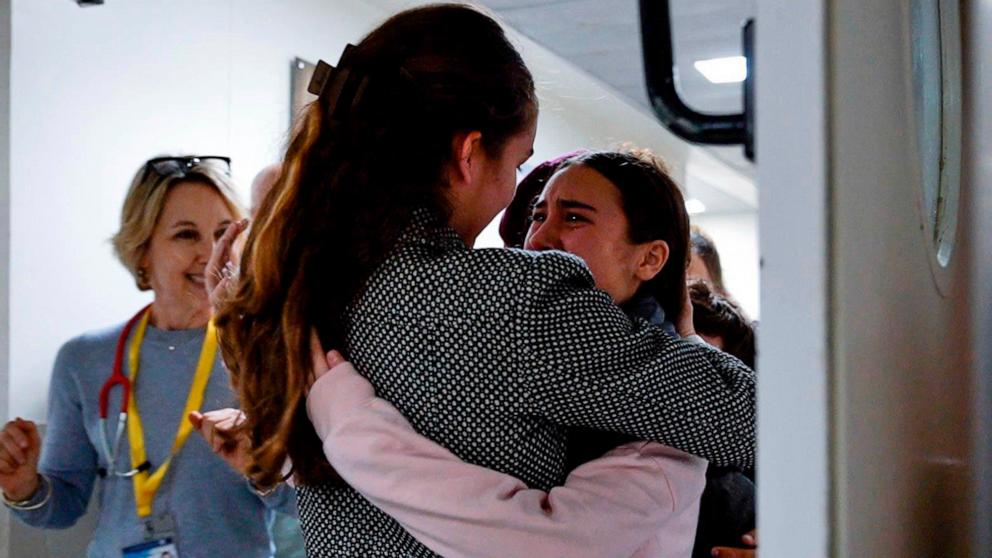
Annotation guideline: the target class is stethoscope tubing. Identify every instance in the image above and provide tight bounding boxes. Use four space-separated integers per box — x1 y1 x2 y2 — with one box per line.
98 305 152 478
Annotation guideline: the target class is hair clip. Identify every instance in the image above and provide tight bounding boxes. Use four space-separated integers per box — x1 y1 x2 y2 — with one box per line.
307 60 335 97
308 44 369 121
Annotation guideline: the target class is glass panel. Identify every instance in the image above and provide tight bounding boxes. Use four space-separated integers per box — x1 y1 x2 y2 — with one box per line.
910 0 962 268
934 0 962 267
911 0 942 231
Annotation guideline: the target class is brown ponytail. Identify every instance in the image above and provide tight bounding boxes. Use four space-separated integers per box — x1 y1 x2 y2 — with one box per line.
215 4 536 487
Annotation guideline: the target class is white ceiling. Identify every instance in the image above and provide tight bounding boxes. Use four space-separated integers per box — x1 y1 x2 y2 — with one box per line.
480 0 756 179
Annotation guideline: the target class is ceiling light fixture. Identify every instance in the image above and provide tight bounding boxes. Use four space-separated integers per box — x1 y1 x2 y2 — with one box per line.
693 56 747 84
685 198 707 215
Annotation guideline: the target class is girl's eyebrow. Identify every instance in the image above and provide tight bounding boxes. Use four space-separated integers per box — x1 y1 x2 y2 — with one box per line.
531 198 597 212
557 198 597 212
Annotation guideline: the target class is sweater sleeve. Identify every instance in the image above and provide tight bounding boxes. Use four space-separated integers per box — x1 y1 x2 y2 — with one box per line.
9 341 98 528
307 363 706 558
514 251 756 469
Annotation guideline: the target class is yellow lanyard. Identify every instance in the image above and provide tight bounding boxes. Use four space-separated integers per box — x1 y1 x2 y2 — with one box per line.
126 309 218 518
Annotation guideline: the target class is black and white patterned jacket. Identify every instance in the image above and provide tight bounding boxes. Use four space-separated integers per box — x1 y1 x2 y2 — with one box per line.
298 210 755 557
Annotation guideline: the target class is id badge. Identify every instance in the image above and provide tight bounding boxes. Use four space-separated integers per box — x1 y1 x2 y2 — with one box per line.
122 512 179 557
142 512 177 540
121 538 178 558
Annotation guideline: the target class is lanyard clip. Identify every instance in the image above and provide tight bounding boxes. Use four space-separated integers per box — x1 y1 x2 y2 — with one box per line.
120 460 152 478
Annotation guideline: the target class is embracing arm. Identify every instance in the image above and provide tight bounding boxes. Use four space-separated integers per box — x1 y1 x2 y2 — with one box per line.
515 252 756 469
307 360 706 558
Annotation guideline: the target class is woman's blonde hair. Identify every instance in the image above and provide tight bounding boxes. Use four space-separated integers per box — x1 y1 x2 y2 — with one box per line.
112 156 244 290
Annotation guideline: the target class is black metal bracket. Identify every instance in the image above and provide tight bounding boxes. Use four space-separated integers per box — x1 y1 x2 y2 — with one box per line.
639 0 755 161
742 18 755 161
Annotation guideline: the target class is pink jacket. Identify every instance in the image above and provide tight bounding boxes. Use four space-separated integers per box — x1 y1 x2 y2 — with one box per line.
307 362 707 558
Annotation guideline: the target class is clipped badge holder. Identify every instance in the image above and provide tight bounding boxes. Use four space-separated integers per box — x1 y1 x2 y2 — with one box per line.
122 512 179 557
122 537 179 558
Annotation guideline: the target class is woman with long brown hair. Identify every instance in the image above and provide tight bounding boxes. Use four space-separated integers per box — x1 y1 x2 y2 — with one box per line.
217 5 755 556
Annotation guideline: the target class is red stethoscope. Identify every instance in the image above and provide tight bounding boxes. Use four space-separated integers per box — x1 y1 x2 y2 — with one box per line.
97 304 152 478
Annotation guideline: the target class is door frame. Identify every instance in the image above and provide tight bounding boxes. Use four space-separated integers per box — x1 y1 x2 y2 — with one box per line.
755 0 832 555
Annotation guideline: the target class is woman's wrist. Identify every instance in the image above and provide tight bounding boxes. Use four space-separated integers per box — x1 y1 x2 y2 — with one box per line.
2 474 49 509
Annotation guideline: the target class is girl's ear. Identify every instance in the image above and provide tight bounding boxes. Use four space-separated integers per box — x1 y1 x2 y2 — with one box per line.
635 240 670 282
447 130 483 189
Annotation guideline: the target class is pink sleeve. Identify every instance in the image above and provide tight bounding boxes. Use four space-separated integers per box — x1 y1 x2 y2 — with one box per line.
306 363 707 558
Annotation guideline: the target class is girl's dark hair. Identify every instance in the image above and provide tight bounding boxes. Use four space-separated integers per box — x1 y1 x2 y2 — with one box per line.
563 149 691 325
689 280 756 368
215 4 536 487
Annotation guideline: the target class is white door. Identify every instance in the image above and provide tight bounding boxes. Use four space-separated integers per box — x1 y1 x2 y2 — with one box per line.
757 0 992 555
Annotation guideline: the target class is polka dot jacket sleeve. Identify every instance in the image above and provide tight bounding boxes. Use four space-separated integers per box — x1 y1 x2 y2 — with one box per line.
513 250 756 469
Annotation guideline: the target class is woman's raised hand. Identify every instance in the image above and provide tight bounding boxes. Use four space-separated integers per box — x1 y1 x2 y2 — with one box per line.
0 418 42 502
188 409 250 475
206 218 249 315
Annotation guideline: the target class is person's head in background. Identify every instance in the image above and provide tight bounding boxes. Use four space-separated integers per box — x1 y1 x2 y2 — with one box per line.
689 280 755 368
688 225 727 295
218 3 537 487
499 150 586 248
525 149 691 325
250 163 282 217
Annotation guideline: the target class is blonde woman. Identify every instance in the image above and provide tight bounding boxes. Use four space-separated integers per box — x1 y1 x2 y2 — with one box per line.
0 156 293 557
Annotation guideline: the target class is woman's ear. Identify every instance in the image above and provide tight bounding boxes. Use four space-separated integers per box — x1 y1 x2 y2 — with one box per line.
447 131 483 189
635 240 670 282
136 247 152 289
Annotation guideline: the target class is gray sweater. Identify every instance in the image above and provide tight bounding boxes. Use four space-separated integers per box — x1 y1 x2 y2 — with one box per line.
8 320 295 557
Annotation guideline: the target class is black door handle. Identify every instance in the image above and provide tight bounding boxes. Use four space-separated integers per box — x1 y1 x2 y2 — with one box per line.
639 0 755 160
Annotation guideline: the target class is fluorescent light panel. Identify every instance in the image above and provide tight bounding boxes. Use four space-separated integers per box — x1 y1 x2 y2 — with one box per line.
694 56 747 84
